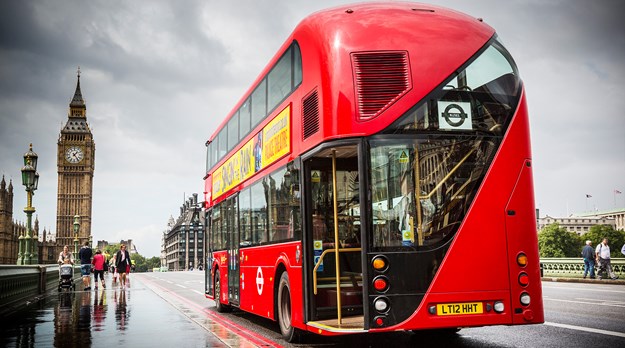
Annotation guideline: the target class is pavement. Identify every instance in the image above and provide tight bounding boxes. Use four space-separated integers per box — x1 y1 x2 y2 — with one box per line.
541 276 625 285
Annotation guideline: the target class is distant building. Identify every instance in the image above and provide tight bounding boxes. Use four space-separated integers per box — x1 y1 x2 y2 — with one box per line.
97 239 137 254
576 208 625 232
0 177 19 264
537 215 617 236
163 194 204 271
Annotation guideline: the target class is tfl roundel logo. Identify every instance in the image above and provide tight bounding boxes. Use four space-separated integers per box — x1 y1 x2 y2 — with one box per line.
438 101 472 130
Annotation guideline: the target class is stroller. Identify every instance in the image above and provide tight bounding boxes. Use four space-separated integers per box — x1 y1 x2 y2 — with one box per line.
58 263 76 291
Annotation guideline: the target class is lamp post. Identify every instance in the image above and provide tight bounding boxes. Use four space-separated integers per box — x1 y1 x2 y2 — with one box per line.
17 144 39 265
73 215 80 256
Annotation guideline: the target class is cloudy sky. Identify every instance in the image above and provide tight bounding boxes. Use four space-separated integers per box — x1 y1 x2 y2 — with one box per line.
1 0 624 257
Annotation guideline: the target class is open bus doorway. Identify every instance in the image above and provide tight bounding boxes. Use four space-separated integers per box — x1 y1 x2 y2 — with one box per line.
304 144 365 331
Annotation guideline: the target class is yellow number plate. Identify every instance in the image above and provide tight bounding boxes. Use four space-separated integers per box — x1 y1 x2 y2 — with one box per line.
436 302 483 316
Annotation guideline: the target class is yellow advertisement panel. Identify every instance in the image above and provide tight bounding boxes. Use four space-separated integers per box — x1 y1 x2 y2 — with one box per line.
212 105 291 200
262 105 291 168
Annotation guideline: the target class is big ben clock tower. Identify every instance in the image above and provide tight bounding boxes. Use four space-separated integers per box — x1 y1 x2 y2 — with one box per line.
55 68 95 255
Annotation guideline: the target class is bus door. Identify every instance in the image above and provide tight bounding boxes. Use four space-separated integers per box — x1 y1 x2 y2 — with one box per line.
304 144 364 329
205 208 213 297
225 195 240 306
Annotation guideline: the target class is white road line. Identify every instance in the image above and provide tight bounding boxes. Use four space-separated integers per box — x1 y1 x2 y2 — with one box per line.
575 298 625 305
544 322 625 338
166 281 173 284
542 284 625 294
192 289 203 295
544 298 625 308
176 284 187 288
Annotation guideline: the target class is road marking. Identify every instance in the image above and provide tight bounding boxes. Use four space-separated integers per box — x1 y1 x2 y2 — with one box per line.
542 284 625 294
575 297 625 305
544 298 625 308
176 284 187 288
167 281 174 284
544 322 625 338
192 289 203 295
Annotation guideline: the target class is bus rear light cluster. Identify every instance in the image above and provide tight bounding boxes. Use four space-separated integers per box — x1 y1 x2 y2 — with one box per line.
516 253 531 308
372 256 390 293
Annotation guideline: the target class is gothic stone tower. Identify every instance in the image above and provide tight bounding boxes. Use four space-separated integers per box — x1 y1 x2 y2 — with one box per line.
0 176 18 264
55 70 95 255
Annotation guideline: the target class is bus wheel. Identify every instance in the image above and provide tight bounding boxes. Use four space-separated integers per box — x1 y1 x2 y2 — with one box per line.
214 270 231 313
277 272 301 343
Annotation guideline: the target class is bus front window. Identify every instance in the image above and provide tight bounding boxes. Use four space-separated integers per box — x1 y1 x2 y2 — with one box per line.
370 136 497 250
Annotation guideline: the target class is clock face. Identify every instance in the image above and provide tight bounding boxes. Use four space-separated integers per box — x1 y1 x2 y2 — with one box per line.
65 146 84 163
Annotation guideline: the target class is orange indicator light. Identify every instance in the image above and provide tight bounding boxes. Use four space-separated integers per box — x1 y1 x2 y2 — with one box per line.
517 253 528 267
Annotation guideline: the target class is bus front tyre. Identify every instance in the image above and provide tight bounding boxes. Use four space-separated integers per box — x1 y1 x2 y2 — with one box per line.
277 272 302 343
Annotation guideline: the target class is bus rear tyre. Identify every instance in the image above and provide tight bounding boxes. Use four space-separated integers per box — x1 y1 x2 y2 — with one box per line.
214 270 231 313
277 272 302 343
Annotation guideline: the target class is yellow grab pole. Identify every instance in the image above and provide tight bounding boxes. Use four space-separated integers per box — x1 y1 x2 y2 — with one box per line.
332 149 342 325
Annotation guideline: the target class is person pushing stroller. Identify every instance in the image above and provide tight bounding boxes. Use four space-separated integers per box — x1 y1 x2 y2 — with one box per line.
57 245 75 291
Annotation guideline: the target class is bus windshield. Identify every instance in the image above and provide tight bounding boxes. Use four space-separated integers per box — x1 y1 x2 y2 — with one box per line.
371 38 521 251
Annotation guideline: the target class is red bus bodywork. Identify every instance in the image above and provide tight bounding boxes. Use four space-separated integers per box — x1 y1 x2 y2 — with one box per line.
204 2 543 341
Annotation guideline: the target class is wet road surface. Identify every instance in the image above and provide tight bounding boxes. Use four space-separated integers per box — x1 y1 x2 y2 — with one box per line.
0 274 227 347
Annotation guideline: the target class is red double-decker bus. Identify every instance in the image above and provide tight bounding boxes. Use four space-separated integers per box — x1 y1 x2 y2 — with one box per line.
204 2 543 342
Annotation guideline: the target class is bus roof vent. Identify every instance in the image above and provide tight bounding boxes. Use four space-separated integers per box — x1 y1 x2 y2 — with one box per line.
302 89 320 140
352 51 411 121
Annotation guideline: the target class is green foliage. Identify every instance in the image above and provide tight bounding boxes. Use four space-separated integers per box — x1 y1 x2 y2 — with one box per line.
538 223 582 257
129 254 161 272
583 225 625 258
131 253 147 272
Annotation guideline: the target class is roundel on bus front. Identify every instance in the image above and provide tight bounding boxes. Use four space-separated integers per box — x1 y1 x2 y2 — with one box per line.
437 101 472 130
256 266 264 295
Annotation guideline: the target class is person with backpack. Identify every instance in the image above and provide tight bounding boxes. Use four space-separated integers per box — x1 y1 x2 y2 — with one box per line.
92 249 106 289
595 238 618 280
78 241 93 290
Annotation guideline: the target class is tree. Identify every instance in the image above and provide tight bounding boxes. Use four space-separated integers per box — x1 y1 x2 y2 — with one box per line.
538 223 581 257
583 225 625 258
131 253 147 272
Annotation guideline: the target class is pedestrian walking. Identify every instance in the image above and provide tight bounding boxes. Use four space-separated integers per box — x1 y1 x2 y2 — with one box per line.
581 240 596 279
92 249 106 289
115 244 131 289
78 241 93 290
595 238 619 280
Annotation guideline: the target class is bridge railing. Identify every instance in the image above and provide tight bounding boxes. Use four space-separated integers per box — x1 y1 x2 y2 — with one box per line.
0 264 81 316
540 258 625 278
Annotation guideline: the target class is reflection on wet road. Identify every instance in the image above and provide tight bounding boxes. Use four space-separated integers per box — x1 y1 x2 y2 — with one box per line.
0 275 226 347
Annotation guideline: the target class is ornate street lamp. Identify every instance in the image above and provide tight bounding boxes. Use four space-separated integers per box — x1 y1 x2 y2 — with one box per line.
17 144 39 265
73 215 80 255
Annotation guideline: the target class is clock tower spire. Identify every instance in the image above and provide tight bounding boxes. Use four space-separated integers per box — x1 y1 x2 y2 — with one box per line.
55 68 96 256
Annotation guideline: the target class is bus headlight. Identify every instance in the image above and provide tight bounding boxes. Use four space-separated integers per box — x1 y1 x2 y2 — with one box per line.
494 301 505 313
